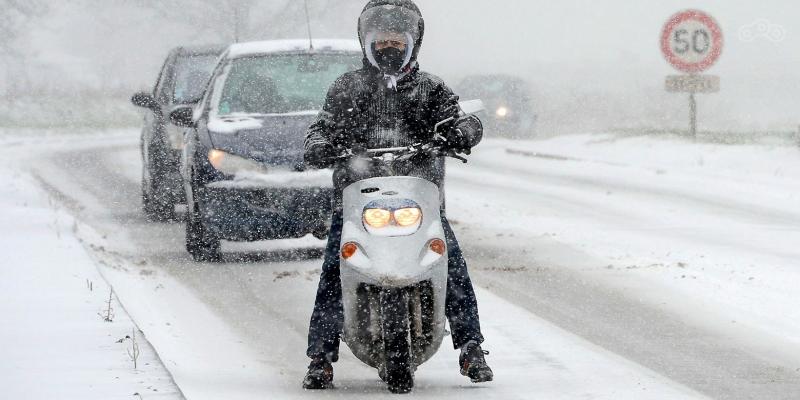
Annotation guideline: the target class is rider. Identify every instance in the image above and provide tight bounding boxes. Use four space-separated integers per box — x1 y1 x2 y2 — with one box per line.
302 0 493 389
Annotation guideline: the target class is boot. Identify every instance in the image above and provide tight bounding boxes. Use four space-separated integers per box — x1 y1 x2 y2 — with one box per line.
459 341 494 383
302 357 334 389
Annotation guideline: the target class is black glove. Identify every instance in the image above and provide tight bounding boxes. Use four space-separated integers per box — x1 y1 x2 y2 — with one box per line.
440 94 461 120
443 126 471 153
436 95 460 132
305 142 335 169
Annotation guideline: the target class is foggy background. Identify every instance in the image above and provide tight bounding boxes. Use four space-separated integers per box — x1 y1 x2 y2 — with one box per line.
2 0 798 134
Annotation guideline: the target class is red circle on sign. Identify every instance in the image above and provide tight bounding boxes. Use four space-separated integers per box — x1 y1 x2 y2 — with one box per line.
660 10 723 73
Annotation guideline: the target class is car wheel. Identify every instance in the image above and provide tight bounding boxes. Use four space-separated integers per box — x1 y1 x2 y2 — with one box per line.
185 179 221 262
142 143 176 222
142 172 175 222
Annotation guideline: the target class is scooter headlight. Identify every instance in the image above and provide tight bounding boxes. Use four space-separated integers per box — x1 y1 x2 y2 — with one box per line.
393 207 422 227
363 208 392 228
362 200 423 236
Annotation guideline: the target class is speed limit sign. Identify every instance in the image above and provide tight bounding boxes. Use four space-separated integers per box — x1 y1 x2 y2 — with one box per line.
661 10 723 73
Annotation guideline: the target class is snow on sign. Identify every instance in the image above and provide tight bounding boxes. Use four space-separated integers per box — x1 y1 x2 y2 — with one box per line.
661 9 723 73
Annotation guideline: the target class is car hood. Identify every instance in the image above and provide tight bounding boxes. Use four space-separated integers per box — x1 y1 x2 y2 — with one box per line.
206 112 318 167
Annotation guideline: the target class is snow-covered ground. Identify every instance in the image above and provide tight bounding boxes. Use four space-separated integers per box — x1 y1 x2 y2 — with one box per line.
0 138 181 399
3 129 800 398
449 134 800 362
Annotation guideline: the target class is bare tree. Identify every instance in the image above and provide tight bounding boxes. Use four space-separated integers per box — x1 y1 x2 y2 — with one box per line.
254 0 365 39
0 0 47 54
138 0 363 43
0 0 47 98
139 0 259 42
99 288 115 323
116 329 141 370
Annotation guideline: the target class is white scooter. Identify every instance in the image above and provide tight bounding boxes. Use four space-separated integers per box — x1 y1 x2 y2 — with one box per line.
336 101 483 393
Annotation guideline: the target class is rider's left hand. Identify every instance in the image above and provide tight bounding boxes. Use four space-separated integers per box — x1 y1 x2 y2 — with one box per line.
440 95 462 121
443 127 471 154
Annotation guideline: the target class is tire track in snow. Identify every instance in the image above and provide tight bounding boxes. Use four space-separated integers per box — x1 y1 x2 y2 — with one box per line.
450 158 800 262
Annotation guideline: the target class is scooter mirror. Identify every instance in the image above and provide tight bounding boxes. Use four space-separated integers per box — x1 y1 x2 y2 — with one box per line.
458 99 485 115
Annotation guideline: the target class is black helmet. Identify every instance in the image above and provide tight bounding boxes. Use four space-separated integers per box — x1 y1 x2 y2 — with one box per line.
358 0 425 75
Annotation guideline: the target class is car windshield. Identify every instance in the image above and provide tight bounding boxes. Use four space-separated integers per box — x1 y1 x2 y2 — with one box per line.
217 53 361 115
173 54 219 104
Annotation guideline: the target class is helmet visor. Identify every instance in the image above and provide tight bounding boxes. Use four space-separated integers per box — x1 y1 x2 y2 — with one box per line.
359 5 421 43
363 30 414 73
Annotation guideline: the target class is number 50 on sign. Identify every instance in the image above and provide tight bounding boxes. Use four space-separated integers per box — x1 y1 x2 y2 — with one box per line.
661 10 723 74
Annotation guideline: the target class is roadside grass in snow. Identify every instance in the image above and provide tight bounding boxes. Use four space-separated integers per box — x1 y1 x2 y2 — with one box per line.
0 143 181 399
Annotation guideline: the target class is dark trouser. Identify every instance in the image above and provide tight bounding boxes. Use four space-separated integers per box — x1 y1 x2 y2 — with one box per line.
306 210 485 362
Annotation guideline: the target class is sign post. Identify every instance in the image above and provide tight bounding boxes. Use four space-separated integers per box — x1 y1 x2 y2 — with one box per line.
660 10 723 138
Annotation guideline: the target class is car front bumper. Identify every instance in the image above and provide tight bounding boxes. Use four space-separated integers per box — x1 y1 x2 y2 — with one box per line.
197 185 333 242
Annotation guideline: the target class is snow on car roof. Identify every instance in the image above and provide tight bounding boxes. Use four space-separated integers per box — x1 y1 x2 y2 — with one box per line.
226 39 362 58
174 44 227 56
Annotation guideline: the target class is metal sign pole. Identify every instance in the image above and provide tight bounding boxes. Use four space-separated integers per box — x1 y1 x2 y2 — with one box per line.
689 91 697 139
661 9 723 140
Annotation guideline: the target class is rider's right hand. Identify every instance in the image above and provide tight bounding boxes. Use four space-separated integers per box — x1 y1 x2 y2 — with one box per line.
305 142 336 169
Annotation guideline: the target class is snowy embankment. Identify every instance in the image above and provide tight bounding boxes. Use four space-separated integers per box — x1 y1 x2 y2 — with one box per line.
449 134 800 361
0 137 181 398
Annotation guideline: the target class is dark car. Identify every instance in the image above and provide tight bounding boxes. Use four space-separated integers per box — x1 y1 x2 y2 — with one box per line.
169 39 363 262
131 45 225 221
456 74 537 139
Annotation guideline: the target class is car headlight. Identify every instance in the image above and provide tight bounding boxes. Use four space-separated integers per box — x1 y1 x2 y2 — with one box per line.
207 149 267 175
362 201 423 236
496 106 509 118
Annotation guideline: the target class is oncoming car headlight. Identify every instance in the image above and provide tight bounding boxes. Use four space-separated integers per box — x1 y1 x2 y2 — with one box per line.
496 106 509 118
207 149 267 175
362 200 423 236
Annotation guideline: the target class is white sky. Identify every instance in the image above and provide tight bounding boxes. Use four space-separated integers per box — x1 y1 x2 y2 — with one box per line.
15 0 800 133
417 0 800 132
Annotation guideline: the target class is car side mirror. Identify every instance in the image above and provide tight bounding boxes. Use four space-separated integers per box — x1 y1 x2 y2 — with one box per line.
458 99 485 115
131 92 158 111
169 105 196 128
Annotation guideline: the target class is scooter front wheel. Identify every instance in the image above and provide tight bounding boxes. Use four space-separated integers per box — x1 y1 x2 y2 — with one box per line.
380 288 414 394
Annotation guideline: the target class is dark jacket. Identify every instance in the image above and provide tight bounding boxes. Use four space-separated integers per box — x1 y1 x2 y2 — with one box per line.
304 63 483 208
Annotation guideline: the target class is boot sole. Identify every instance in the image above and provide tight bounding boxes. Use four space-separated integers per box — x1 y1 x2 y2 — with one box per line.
302 375 334 390
302 382 334 390
461 367 494 383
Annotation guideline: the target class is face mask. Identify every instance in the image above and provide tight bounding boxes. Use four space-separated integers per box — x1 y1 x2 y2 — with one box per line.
373 46 407 73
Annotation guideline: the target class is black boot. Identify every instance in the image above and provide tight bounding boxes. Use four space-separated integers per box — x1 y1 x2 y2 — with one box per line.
302 357 334 390
459 341 494 383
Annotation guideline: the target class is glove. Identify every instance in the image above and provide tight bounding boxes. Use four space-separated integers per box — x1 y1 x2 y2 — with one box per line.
436 95 461 133
440 95 462 120
443 127 471 153
305 142 335 169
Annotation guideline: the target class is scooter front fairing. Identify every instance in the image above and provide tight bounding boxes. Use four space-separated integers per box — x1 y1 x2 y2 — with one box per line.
339 176 448 369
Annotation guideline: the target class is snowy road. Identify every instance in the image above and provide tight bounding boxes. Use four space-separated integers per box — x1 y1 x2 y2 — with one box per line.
12 130 800 399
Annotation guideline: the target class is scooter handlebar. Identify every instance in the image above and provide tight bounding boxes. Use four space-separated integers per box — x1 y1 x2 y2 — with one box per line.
327 141 468 165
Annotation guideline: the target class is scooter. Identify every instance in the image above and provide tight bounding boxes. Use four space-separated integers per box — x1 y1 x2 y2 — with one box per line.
336 101 483 393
